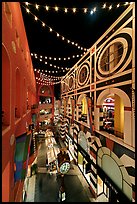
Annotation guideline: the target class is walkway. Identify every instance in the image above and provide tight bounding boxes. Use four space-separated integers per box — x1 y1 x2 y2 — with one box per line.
25 136 107 202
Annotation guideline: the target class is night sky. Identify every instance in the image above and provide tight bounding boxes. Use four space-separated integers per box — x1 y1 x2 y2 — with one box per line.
20 1 129 99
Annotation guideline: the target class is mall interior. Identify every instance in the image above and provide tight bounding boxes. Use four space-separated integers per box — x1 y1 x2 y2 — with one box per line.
2 2 135 202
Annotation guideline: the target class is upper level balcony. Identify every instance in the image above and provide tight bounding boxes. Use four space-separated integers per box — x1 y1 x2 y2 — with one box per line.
38 103 52 111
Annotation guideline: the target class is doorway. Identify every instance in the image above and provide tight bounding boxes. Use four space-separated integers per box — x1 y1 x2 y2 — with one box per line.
97 175 109 202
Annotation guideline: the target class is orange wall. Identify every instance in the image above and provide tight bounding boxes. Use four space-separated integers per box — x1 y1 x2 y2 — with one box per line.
2 2 37 202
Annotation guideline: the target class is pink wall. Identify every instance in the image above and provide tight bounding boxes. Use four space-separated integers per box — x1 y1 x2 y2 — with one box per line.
2 2 37 202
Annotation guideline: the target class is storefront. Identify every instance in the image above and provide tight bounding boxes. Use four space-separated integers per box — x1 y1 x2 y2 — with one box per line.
97 166 131 202
97 147 132 202
77 144 91 185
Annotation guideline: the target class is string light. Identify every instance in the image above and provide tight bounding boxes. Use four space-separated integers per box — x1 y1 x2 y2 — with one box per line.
45 6 49 11
26 8 30 13
31 52 84 61
35 16 38 21
73 8 76 13
64 8 68 13
55 6 59 11
109 5 112 10
84 8 88 13
22 5 87 51
35 4 39 9
103 3 106 8
23 2 130 13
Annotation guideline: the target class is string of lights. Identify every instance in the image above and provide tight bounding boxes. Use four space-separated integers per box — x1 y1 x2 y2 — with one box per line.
23 2 132 14
35 69 64 78
21 4 88 51
32 54 70 71
35 69 62 85
31 52 85 61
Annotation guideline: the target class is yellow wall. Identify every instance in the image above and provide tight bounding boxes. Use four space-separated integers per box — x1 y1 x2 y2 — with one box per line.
114 94 124 133
82 97 88 114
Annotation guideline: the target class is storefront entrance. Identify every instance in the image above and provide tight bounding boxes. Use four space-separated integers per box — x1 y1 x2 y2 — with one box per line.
97 147 132 202
97 175 109 202
77 150 91 185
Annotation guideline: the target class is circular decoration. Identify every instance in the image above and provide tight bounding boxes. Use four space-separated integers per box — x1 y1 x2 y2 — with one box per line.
96 28 132 78
77 63 90 86
79 67 87 83
10 134 15 146
11 41 16 54
59 162 71 174
62 82 65 92
99 40 124 74
69 76 73 90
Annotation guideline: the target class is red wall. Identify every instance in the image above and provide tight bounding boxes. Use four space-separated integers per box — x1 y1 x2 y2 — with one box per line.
2 2 37 202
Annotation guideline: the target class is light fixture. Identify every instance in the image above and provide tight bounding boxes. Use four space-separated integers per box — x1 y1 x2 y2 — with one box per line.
84 8 87 13
36 4 39 9
55 6 58 11
35 16 38 21
26 8 30 13
109 5 112 10
45 6 49 10
73 8 76 13
64 8 68 13
103 3 106 8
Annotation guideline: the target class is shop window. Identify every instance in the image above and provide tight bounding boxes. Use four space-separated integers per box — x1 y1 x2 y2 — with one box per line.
102 94 124 139
100 42 123 72
4 2 12 27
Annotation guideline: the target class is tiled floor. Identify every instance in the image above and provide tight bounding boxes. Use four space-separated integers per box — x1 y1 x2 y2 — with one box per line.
25 137 108 202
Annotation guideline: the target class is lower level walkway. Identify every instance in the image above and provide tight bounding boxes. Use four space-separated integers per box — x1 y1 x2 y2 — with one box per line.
25 137 108 202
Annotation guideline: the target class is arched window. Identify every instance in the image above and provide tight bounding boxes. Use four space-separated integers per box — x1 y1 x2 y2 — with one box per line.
23 78 27 114
15 69 21 118
2 45 10 126
102 94 124 139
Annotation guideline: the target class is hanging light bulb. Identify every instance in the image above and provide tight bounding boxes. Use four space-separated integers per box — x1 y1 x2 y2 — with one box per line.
103 3 106 8
73 8 76 13
109 5 112 10
35 16 38 21
55 6 59 11
42 22 45 27
84 8 88 13
64 8 68 13
45 6 49 11
35 4 39 9
26 8 30 13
